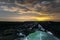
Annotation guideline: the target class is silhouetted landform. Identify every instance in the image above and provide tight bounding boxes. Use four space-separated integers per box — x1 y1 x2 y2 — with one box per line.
0 21 60 40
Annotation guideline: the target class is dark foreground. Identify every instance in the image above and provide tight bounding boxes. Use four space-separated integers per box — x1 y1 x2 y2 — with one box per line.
0 21 60 40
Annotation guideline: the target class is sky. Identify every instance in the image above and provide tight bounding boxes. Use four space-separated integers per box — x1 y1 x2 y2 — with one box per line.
0 0 60 22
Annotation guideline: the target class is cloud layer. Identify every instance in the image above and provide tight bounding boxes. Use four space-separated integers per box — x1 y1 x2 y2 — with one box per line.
0 0 60 22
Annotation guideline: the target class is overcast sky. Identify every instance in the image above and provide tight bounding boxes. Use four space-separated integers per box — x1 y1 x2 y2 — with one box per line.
0 0 60 22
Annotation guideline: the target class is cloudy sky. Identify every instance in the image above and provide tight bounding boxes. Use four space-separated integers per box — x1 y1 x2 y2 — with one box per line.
0 0 60 22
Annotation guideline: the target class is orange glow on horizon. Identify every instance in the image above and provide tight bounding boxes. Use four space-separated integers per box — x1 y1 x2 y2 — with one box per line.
31 16 54 21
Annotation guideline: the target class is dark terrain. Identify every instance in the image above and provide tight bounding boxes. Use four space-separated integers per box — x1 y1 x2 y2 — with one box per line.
0 21 60 40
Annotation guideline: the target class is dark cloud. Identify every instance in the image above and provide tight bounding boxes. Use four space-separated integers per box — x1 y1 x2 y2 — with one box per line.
0 0 60 22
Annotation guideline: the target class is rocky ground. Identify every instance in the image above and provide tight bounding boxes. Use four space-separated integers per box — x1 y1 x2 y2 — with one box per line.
0 21 60 40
